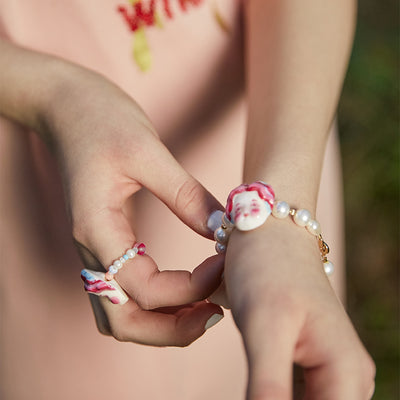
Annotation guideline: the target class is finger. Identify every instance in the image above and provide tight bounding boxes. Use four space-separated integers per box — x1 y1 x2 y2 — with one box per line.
77 207 225 309
293 307 376 400
117 253 225 310
131 139 223 239
234 302 301 400
101 298 224 347
303 358 376 400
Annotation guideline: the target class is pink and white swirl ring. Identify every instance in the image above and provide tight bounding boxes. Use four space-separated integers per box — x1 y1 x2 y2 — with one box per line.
81 269 128 305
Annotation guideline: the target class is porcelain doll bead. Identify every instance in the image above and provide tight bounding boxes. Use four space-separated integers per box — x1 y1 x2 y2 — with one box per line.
272 201 290 219
293 209 311 227
215 242 226 254
306 219 322 236
323 260 334 275
214 227 229 244
126 249 136 258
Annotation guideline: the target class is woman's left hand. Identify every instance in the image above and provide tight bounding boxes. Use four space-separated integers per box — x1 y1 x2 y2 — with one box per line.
222 217 375 400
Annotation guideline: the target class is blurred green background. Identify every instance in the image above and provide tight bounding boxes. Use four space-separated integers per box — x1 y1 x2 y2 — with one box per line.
337 0 399 398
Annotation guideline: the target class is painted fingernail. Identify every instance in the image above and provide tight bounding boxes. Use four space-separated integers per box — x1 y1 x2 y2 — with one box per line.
207 210 224 232
204 313 224 331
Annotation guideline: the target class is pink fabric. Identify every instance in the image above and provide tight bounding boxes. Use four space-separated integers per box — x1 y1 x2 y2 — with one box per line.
0 1 248 399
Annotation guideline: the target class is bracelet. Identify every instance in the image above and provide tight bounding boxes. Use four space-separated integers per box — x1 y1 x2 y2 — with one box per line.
213 181 334 275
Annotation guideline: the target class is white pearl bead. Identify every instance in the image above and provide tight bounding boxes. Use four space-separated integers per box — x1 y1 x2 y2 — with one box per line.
215 242 226 254
306 219 321 236
214 227 229 244
293 209 311 227
126 249 135 259
323 261 334 275
272 201 290 219
119 257 126 264
108 265 118 274
113 260 123 269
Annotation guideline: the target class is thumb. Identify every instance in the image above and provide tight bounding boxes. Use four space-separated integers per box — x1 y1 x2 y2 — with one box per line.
134 139 223 239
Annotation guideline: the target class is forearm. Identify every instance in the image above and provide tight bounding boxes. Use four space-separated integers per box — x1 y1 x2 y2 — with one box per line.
244 0 356 212
0 38 62 131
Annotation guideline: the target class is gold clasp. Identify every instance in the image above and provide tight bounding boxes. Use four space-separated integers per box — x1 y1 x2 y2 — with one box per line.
318 234 330 261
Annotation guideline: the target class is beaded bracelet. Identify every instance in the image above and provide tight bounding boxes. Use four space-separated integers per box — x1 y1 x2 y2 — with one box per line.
105 242 146 281
213 182 334 275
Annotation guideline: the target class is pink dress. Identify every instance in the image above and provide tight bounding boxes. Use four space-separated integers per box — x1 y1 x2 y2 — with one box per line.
0 1 344 399
0 1 248 399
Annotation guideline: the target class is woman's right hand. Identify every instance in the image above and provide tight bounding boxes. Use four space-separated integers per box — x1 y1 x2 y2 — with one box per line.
0 40 226 346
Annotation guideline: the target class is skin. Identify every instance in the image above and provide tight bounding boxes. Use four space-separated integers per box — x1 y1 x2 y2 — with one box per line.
0 0 374 398
230 1 375 398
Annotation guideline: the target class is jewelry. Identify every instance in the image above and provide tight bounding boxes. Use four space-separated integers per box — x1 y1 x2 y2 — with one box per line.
81 269 129 305
80 242 146 305
214 182 334 275
105 242 146 281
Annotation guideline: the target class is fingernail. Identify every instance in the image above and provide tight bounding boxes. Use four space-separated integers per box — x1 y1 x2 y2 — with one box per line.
204 313 224 330
207 210 224 232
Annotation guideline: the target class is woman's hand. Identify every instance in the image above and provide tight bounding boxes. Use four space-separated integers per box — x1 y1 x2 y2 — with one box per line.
224 217 376 399
39 63 225 346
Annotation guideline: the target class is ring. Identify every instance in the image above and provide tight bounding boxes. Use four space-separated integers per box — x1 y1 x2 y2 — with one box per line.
80 241 146 304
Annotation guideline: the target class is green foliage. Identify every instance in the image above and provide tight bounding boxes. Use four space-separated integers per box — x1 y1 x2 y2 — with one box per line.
338 0 399 397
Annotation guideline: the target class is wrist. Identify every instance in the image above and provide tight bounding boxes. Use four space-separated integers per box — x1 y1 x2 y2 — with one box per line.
212 181 334 275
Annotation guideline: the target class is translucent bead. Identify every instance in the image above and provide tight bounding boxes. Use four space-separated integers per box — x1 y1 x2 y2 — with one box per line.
215 242 226 254
214 227 229 244
306 219 321 236
323 260 334 275
108 265 118 274
113 260 123 269
123 254 129 260
272 201 290 219
119 257 126 264
293 209 311 227
126 249 135 259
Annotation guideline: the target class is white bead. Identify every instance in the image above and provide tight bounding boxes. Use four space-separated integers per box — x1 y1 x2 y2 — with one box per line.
215 242 226 254
293 209 311 227
306 219 321 236
108 265 118 274
272 201 290 219
323 261 334 275
113 260 123 269
126 249 135 259
214 227 229 244
119 257 126 264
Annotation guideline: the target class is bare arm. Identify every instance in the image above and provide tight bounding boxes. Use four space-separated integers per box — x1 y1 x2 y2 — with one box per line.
244 0 356 210
224 1 375 399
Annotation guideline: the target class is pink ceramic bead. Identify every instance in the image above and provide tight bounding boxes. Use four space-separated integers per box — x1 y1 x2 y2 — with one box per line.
105 272 115 281
135 243 146 256
133 243 146 256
